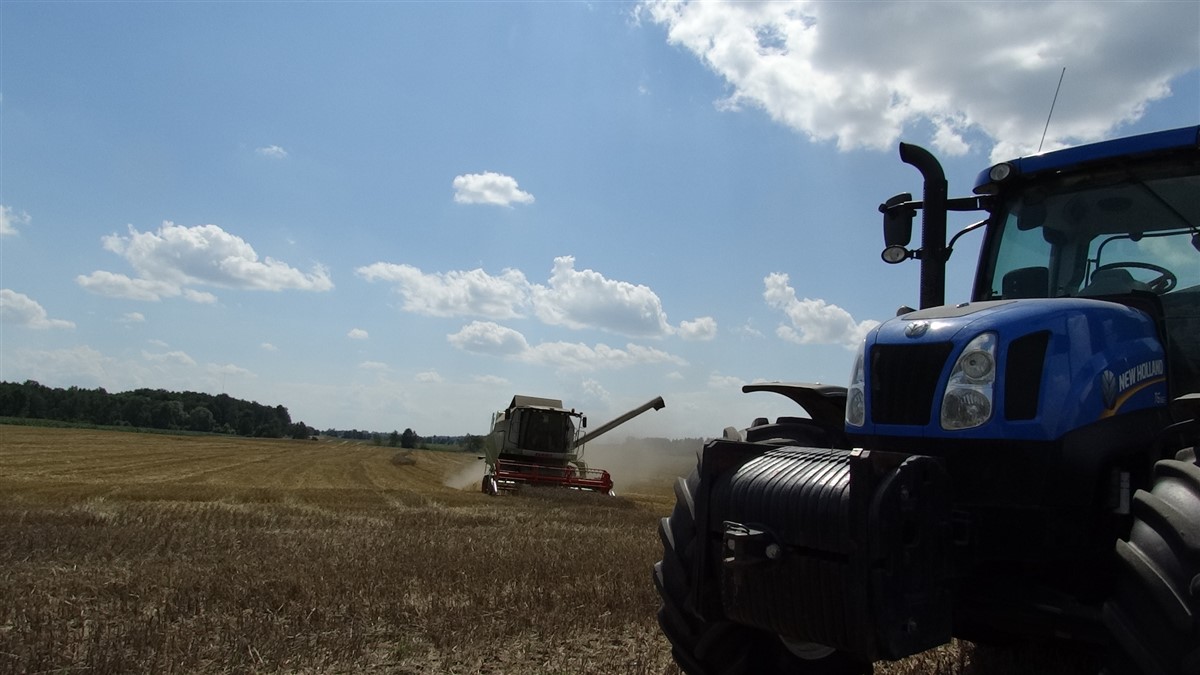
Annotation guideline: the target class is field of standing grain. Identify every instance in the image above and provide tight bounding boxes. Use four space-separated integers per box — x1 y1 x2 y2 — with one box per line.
0 425 1093 674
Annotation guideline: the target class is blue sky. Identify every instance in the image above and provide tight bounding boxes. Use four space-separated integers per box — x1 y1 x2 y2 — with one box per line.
2 1 1198 438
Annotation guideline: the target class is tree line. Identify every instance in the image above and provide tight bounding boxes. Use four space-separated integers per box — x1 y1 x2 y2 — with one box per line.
0 380 314 439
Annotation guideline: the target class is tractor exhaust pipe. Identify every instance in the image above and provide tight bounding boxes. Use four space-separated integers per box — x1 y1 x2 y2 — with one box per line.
899 142 948 309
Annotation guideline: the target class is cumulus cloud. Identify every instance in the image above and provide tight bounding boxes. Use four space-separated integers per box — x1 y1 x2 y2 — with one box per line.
359 256 676 339
763 272 878 348
0 289 75 329
532 256 674 337
357 263 530 319
415 370 443 383
639 1 1198 159
348 328 369 340
256 145 289 159
120 312 146 324
77 222 333 302
447 320 686 372
452 171 535 206
1 205 30 236
447 321 531 356
261 342 278 352
678 316 718 341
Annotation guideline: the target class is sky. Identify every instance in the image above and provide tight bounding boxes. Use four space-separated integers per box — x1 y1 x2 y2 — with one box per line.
2 1 1198 439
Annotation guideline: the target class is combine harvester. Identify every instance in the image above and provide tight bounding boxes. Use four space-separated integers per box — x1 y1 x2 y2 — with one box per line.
481 395 665 495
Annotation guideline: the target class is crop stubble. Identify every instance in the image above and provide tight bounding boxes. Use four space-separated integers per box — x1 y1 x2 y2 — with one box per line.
0 425 683 674
0 425 1092 674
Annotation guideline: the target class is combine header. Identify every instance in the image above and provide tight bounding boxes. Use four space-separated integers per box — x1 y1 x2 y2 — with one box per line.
481 395 665 495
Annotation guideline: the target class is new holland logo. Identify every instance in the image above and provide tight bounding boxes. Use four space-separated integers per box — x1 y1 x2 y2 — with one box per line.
1100 370 1118 410
1100 358 1166 414
905 321 930 338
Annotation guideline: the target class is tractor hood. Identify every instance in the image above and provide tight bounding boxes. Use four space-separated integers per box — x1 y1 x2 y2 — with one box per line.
851 297 1167 441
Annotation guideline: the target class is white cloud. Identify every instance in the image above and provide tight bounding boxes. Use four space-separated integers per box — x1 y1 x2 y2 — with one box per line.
6 346 113 384
452 171 535 206
120 312 146 324
678 316 717 341
581 378 612 406
4 345 253 393
357 263 530 319
708 372 746 389
142 349 197 367
359 361 390 371
256 145 289 159
78 222 333 302
447 320 687 372
348 328 369 340
415 370 443 383
447 321 530 356
639 1 1199 159
359 256 676 339
763 272 878 348
261 342 278 352
532 256 674 337
0 289 75 330
1 205 30 236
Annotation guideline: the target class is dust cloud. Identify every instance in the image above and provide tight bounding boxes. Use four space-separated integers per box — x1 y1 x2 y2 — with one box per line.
443 457 486 491
440 438 702 494
579 438 700 493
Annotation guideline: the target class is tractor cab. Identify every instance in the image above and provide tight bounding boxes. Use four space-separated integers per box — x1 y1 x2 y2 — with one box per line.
972 131 1200 398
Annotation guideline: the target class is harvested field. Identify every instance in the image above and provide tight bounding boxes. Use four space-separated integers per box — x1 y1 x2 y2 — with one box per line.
0 425 1095 674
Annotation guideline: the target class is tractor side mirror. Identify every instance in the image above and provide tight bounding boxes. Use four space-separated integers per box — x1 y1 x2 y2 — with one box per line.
881 193 914 246
880 193 915 264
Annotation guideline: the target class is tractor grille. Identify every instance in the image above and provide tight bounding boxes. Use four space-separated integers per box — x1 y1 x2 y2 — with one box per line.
870 342 953 425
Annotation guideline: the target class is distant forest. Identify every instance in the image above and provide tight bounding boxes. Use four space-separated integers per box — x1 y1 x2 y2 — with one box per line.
0 380 314 439
0 380 703 451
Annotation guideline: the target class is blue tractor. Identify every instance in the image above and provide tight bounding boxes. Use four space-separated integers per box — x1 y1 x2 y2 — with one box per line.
654 126 1200 675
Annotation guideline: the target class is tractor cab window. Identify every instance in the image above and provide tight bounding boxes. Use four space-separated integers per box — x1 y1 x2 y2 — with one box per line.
982 161 1200 301
518 411 575 454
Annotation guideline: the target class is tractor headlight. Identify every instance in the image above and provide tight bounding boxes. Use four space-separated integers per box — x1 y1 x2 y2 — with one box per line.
941 332 997 430
846 340 866 427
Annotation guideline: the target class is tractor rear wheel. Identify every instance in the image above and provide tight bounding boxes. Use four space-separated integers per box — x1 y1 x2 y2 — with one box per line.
1102 454 1200 675
653 455 871 675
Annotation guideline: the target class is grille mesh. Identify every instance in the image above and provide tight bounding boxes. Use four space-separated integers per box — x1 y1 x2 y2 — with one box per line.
870 342 953 425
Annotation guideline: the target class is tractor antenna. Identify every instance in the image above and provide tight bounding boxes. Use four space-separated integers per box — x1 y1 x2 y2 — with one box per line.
1038 67 1066 153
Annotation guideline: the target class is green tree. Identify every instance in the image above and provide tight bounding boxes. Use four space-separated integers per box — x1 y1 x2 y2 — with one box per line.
187 406 215 432
400 428 419 449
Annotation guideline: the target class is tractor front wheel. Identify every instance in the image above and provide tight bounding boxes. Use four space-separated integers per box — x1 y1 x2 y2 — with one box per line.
653 457 871 675
1102 454 1200 675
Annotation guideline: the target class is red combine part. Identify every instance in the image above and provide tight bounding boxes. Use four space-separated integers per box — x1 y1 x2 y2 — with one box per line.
493 459 614 494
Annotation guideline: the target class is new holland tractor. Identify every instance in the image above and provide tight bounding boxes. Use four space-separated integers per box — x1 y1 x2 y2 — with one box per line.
654 125 1199 675
481 395 665 495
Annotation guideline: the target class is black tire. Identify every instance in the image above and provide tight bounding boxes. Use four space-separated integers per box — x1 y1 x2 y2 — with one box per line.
1102 454 1200 675
652 454 872 675
482 474 498 496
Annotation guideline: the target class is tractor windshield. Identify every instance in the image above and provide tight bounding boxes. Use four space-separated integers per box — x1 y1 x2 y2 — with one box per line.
979 160 1199 301
517 410 577 454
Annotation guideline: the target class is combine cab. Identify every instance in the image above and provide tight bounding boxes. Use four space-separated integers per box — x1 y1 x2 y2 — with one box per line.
481 395 665 495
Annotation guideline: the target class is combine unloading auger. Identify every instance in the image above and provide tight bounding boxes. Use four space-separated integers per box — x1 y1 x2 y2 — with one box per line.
481 395 665 495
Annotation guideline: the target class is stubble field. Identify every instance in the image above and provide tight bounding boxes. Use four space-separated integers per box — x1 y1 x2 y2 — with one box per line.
0 425 1090 674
